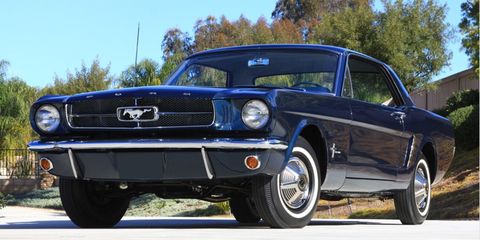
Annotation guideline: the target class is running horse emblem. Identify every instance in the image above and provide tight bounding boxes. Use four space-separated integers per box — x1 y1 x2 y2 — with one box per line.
123 108 152 120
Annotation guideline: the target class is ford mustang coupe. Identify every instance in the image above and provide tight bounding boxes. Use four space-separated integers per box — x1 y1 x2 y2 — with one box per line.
29 44 455 228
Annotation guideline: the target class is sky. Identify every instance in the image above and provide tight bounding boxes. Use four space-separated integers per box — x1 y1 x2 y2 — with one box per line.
0 0 471 88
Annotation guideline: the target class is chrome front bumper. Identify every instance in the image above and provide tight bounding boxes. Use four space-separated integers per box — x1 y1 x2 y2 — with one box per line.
29 138 288 181
28 138 288 151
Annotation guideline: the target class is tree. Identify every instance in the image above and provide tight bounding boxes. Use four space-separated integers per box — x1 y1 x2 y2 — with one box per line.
310 3 376 49
161 28 193 60
0 60 8 80
252 17 275 44
271 0 371 40
272 0 371 22
191 15 304 50
0 60 38 149
272 0 322 23
271 19 304 43
377 0 452 90
311 0 452 91
158 54 184 82
41 58 113 95
116 59 162 88
194 16 223 51
459 0 479 75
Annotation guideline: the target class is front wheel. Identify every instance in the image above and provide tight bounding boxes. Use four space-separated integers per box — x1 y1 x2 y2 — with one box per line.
229 197 261 224
59 178 130 228
394 156 431 224
251 136 321 228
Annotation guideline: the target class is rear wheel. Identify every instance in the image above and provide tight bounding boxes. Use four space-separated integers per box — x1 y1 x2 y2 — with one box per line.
59 178 130 228
394 155 431 224
229 197 261 224
252 136 321 228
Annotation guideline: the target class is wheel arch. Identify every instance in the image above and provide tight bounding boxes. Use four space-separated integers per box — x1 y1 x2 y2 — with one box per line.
286 121 328 184
420 141 437 183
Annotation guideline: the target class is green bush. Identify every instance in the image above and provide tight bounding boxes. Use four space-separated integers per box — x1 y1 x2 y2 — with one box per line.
448 105 479 150
14 157 34 178
0 192 13 209
431 90 478 117
214 201 230 213
432 107 449 117
0 192 5 209
445 89 479 113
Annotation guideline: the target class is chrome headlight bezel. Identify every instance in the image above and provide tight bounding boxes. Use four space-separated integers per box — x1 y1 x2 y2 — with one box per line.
35 104 61 133
241 100 270 129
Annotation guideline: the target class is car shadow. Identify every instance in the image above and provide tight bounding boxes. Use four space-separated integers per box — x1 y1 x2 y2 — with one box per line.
0 218 400 229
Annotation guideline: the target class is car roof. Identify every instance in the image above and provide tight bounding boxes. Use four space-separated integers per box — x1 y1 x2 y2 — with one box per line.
187 44 388 66
187 44 347 58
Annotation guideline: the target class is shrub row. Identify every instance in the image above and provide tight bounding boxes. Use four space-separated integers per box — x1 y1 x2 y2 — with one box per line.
448 104 479 150
433 89 479 117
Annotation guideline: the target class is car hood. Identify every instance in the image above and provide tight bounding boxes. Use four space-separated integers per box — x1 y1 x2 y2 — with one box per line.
66 86 222 102
65 85 272 103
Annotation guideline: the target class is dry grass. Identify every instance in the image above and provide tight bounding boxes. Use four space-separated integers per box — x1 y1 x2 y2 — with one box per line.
314 147 479 220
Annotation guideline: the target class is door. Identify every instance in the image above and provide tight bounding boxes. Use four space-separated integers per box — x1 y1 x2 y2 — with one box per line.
343 56 410 181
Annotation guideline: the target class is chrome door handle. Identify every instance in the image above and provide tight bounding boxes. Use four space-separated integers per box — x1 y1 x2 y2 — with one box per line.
390 111 406 117
390 111 406 123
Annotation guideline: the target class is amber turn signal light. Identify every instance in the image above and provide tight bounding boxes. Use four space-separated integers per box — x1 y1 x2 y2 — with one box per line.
244 155 261 170
39 158 53 171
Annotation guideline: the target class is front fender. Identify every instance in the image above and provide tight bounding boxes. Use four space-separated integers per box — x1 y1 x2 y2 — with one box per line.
284 119 309 163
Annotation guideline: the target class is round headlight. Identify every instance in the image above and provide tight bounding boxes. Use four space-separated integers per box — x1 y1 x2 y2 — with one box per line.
242 100 270 129
35 105 60 133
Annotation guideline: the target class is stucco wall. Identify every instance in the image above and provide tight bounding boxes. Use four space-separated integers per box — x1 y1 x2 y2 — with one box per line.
410 68 478 110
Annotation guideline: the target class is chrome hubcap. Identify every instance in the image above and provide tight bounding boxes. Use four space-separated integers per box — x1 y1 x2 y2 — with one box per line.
414 163 430 213
279 157 310 209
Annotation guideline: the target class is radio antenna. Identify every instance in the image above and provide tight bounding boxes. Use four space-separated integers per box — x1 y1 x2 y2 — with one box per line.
135 22 140 68
134 22 140 86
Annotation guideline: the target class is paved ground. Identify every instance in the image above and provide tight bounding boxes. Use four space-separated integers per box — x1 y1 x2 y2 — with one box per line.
0 206 478 240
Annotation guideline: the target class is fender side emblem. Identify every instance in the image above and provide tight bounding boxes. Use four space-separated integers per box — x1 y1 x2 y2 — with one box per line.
330 143 341 158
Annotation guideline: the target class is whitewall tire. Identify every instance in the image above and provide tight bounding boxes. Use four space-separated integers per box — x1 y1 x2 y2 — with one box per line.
252 136 321 228
394 155 432 224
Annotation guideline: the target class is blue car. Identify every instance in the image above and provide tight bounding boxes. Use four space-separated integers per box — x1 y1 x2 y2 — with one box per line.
29 44 455 228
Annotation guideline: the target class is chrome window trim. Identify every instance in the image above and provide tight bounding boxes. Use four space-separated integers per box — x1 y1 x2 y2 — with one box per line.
65 101 216 129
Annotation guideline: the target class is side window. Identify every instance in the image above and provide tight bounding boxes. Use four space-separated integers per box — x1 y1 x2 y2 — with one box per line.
348 57 397 107
342 65 353 98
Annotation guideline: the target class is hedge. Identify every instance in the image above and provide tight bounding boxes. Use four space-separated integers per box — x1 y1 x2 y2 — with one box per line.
446 89 479 112
432 107 449 117
434 89 480 117
448 104 479 150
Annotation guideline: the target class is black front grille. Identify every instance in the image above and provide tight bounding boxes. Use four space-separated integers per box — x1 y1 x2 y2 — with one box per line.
67 97 214 129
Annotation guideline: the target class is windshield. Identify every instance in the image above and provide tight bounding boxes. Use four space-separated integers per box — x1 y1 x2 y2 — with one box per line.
167 50 339 92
